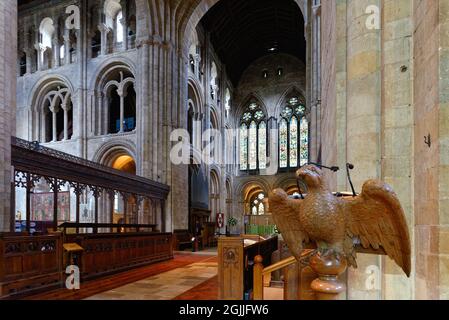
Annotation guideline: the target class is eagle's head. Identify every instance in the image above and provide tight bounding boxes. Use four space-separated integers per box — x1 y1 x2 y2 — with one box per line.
296 165 323 189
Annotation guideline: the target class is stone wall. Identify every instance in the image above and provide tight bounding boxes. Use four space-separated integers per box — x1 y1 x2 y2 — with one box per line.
319 0 449 300
0 0 17 232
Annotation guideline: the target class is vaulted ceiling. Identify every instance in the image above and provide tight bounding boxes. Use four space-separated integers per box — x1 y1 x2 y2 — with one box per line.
200 0 305 86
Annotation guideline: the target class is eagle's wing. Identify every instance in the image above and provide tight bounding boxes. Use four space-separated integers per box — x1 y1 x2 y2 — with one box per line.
342 180 411 277
269 189 309 261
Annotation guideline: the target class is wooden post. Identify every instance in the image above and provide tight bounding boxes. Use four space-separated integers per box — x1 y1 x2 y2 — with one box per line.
75 186 80 234
283 261 300 300
26 173 31 233
53 178 58 231
218 237 244 300
109 191 114 233
253 255 264 300
309 252 347 300
10 181 15 233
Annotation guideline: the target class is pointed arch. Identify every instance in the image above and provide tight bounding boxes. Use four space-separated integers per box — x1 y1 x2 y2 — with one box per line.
274 86 306 119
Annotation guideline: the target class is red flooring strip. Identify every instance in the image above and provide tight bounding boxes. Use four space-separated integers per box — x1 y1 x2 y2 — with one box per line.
23 252 216 300
172 275 219 300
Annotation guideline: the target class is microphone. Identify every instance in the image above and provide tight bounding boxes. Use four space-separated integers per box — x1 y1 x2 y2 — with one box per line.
308 162 340 172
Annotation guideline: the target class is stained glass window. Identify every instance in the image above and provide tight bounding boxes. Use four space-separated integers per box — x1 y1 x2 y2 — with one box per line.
279 96 309 169
239 101 267 172
258 202 265 215
250 193 266 215
290 116 298 168
300 117 309 166
258 122 267 169
279 119 288 168
252 206 257 215
249 121 257 170
240 124 248 170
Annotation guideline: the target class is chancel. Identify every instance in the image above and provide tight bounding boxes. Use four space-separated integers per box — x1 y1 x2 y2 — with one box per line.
0 0 447 301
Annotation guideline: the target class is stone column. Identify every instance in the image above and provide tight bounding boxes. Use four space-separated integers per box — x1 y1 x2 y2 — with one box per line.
117 88 125 133
62 103 72 141
98 24 109 56
345 0 382 300
52 37 60 68
49 105 59 142
63 32 70 65
34 43 45 71
0 0 17 232
24 48 33 75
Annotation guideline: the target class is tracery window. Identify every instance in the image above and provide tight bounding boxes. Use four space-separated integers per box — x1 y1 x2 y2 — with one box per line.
41 86 73 143
239 102 267 171
279 96 309 169
251 193 266 216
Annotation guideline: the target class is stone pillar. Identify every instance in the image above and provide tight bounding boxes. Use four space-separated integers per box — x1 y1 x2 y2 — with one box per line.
62 103 72 141
24 48 33 75
98 24 109 56
0 0 17 232
118 88 125 133
52 37 60 68
49 105 58 142
63 32 70 65
381 0 413 300
310 0 321 164
34 43 45 71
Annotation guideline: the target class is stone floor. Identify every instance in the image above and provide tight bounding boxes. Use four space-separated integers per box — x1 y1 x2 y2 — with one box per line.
24 249 284 300
86 257 218 300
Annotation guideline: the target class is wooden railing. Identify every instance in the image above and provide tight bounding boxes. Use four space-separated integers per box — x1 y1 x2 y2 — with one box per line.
65 232 173 280
253 251 313 300
253 244 388 300
218 235 278 300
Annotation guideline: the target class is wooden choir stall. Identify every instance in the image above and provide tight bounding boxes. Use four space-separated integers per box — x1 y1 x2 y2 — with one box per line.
0 138 173 299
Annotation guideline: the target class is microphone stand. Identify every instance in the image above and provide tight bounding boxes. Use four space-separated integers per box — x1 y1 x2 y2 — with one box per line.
346 163 357 197
296 163 341 200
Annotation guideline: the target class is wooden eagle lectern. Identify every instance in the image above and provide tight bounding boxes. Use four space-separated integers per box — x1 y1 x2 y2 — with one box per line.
269 164 411 299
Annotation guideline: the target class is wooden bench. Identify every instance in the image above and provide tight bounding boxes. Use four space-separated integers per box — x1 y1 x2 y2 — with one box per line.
173 230 193 251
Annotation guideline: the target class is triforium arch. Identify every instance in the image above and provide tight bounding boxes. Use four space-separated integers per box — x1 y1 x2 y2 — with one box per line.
92 61 137 135
29 76 74 143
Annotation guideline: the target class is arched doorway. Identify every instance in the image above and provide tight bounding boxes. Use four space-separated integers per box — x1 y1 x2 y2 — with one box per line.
110 154 137 226
112 155 136 174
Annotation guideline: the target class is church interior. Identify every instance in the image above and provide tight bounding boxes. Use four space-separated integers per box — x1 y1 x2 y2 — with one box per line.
0 0 448 301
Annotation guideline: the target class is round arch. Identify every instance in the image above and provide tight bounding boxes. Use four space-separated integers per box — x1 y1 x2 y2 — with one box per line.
29 75 75 111
187 77 204 115
90 58 136 90
236 179 270 202
92 139 138 168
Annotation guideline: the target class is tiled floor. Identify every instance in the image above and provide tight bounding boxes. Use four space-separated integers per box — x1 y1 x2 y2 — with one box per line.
24 252 217 300
86 258 218 300
24 250 283 301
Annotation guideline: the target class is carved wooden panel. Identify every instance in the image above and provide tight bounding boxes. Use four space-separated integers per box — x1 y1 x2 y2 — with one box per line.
66 232 173 280
0 233 63 298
